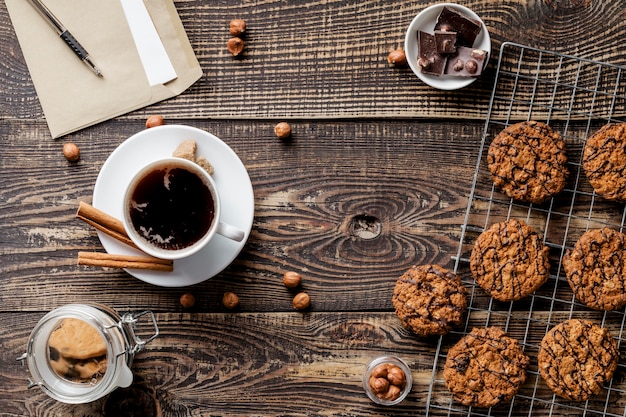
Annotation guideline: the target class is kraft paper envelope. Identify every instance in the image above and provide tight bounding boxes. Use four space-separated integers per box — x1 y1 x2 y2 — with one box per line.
6 0 202 138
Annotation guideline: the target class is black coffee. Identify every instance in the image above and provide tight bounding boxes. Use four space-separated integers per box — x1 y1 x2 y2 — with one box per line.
129 165 215 250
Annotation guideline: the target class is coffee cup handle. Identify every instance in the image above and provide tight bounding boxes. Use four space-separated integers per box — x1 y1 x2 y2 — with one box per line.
216 222 246 242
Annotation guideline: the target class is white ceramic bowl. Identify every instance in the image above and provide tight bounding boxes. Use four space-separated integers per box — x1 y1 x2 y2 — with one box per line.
405 3 491 90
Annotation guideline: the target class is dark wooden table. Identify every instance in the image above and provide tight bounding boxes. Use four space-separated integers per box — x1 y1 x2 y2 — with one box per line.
3 1 626 416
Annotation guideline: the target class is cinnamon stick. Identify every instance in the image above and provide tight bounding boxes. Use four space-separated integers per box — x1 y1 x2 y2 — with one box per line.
78 252 173 272
76 201 137 249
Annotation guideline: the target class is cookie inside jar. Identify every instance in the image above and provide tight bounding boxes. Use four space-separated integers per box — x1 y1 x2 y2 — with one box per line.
47 318 108 384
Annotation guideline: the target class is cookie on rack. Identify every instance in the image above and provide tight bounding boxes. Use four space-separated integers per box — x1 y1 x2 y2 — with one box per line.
538 318 619 401
443 326 529 408
583 123 626 201
470 218 550 302
563 227 626 310
487 120 569 204
392 264 468 336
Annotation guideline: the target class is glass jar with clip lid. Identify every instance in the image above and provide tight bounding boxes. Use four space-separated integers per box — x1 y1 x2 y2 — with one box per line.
17 303 158 404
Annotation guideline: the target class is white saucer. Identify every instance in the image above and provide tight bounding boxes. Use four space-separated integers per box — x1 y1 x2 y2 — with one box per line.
92 125 254 287
405 3 491 90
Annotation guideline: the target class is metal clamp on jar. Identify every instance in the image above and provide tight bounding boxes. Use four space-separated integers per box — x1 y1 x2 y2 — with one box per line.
17 303 158 404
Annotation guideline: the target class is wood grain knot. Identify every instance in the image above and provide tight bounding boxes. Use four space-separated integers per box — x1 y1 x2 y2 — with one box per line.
348 214 381 240
104 385 159 417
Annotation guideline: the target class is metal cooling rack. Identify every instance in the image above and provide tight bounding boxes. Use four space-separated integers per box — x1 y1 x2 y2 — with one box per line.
425 42 626 417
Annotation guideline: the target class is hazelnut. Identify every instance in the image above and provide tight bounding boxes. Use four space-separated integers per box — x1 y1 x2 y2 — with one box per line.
370 363 390 378
179 293 196 308
283 271 302 288
229 19 247 37
453 59 464 72
386 365 406 387
222 292 240 309
62 143 80 162
387 49 407 66
465 60 478 74
417 57 432 70
146 115 164 128
383 384 401 401
471 49 486 61
369 376 390 395
438 23 454 32
227 37 245 56
292 292 310 310
274 122 291 139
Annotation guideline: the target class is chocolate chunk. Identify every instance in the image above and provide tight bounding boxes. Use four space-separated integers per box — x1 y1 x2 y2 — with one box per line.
417 31 447 76
444 46 488 77
435 6 482 47
434 30 457 54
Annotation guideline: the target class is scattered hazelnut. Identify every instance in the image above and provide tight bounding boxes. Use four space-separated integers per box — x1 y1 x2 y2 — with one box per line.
465 59 478 74
369 376 390 395
62 143 80 162
146 115 164 128
227 37 245 56
386 365 406 387
292 292 310 310
274 122 291 139
180 293 196 308
222 291 240 309
229 19 247 37
387 49 407 66
283 271 302 288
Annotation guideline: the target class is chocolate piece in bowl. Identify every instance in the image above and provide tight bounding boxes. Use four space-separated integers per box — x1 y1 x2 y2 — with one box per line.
434 30 457 54
444 47 488 77
435 6 482 47
418 31 446 76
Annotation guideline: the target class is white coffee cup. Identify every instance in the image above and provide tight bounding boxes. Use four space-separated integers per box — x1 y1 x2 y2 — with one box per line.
122 157 244 260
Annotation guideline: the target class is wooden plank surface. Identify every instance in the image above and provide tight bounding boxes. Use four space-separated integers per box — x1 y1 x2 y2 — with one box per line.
4 0 626 416
2 0 626 121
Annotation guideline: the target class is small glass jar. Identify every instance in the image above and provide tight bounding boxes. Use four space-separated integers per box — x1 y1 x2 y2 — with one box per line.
17 303 158 404
363 355 413 406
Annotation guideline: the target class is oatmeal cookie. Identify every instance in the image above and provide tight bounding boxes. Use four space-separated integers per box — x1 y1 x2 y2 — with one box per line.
443 327 529 408
538 319 619 401
487 121 569 204
583 123 626 201
563 228 626 310
48 318 107 360
392 264 467 336
470 219 550 302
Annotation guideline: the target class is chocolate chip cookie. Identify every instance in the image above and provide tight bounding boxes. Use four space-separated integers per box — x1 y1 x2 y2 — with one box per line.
443 327 529 408
583 123 626 201
563 228 626 310
487 121 569 204
392 264 468 336
538 319 619 401
470 219 551 302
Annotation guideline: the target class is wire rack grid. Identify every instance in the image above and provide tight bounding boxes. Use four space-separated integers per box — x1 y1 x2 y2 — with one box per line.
425 42 626 417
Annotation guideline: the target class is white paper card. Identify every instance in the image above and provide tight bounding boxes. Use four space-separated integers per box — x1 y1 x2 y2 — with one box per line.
120 0 177 86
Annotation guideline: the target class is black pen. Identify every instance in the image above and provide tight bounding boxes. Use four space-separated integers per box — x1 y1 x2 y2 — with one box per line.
27 0 103 77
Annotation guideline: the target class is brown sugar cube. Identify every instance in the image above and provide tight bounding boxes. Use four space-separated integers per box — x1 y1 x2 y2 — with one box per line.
172 140 197 161
195 156 214 175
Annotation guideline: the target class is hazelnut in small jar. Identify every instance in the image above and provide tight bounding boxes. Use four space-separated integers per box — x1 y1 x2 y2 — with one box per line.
362 355 412 405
